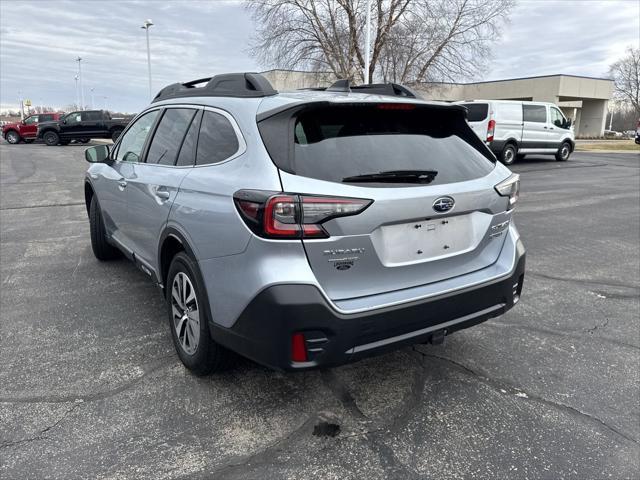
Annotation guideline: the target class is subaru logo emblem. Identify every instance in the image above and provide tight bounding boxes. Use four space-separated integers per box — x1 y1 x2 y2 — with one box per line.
433 196 455 213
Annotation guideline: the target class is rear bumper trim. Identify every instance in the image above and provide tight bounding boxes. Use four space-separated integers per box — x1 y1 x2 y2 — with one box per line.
349 303 505 354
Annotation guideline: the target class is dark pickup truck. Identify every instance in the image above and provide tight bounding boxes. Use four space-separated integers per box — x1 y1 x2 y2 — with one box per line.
37 110 131 146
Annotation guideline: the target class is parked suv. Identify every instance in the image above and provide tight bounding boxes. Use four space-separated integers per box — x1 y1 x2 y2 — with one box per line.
458 100 575 165
84 73 525 374
38 109 130 146
2 112 61 144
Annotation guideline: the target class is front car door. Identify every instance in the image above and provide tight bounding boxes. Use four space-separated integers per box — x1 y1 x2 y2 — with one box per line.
21 115 39 138
60 112 83 139
125 106 201 272
548 106 569 147
95 109 161 254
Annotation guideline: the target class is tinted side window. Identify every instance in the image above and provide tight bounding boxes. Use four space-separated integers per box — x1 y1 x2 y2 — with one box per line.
82 111 102 121
463 103 488 122
176 111 201 167
523 105 547 123
147 109 196 165
195 111 240 165
116 110 160 162
39 114 52 122
24 116 38 125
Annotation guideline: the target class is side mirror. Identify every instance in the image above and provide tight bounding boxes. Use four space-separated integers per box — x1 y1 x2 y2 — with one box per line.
566 118 573 128
85 145 110 163
62 119 67 124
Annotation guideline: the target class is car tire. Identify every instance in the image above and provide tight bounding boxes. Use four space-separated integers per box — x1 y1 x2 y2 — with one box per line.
43 131 60 146
111 129 123 142
89 195 120 261
5 130 20 144
556 142 571 161
166 252 232 375
516 153 526 161
500 144 517 165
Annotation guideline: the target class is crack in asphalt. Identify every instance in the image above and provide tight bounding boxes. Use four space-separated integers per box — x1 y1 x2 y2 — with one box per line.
527 271 640 291
0 202 85 211
0 356 176 405
584 318 610 334
415 348 639 446
489 320 640 351
0 401 84 449
320 369 368 420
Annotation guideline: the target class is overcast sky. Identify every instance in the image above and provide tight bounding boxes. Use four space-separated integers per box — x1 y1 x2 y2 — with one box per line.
1 0 638 113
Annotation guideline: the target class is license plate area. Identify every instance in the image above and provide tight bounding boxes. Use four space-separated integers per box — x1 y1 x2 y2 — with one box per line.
371 212 492 266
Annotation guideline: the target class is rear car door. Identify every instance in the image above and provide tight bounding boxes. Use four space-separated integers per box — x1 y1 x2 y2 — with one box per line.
125 106 200 270
98 109 161 252
259 102 511 301
522 104 548 147
79 111 104 138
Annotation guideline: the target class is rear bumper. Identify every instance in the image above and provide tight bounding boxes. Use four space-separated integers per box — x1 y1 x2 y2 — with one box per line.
210 251 526 371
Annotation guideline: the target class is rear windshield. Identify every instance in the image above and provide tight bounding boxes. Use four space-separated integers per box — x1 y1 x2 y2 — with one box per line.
263 104 494 186
462 103 488 122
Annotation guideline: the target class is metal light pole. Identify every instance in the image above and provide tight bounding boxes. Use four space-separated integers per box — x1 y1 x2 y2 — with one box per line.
141 19 154 100
76 56 85 110
363 0 371 84
90 87 95 109
74 75 80 109
18 90 24 120
102 96 108 110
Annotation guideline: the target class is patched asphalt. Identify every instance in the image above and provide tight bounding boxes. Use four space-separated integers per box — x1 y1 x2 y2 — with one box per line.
1 143 638 479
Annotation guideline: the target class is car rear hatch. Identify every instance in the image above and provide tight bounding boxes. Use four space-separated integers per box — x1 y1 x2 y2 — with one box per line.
256 100 513 301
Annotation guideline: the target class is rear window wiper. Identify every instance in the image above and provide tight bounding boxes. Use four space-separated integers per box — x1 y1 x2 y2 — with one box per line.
342 170 438 184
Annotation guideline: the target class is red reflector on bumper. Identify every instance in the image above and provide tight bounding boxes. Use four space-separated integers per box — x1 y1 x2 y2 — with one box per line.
291 333 308 362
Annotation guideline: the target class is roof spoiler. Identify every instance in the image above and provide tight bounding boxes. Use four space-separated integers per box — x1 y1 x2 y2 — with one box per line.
152 72 278 102
304 79 420 99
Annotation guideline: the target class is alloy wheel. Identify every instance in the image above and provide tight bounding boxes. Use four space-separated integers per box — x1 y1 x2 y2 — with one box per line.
171 272 200 355
6 131 19 144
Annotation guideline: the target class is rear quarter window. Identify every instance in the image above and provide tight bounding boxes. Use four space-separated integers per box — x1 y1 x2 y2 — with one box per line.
463 103 488 122
266 104 495 187
195 111 240 165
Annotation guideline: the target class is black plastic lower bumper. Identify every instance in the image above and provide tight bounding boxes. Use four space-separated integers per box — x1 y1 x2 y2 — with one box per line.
211 255 525 371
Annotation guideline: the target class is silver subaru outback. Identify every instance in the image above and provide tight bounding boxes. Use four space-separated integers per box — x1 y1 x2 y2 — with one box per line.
84 73 525 374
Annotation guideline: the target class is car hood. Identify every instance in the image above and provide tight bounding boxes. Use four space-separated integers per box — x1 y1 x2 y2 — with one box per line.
2 122 20 130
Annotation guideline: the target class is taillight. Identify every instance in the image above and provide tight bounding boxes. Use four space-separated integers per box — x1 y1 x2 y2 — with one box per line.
234 190 372 239
487 119 496 142
495 174 520 207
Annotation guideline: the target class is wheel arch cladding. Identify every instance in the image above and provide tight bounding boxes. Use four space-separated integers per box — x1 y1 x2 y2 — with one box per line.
84 182 94 216
159 228 197 288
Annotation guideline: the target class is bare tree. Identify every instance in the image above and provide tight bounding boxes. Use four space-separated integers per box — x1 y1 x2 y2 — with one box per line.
246 0 513 84
609 47 640 115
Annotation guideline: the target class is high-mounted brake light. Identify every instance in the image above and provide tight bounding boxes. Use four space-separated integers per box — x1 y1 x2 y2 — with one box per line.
234 190 372 239
376 103 416 110
487 119 496 142
495 174 520 207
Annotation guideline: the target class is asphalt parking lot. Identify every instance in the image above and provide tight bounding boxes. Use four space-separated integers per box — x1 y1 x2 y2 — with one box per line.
1 143 638 479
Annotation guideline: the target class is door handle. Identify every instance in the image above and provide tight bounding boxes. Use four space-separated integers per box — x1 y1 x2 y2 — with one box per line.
543 126 548 129
118 180 127 189
154 187 170 201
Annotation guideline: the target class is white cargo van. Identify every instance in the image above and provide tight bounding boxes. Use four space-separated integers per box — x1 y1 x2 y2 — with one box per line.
459 100 575 165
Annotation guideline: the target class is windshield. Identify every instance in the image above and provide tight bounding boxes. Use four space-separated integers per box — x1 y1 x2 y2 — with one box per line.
286 104 494 186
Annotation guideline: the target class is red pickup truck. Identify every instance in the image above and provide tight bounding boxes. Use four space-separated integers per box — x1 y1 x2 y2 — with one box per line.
2 113 62 144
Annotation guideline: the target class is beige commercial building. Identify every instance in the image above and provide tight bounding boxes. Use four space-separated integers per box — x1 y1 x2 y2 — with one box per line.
261 70 614 137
